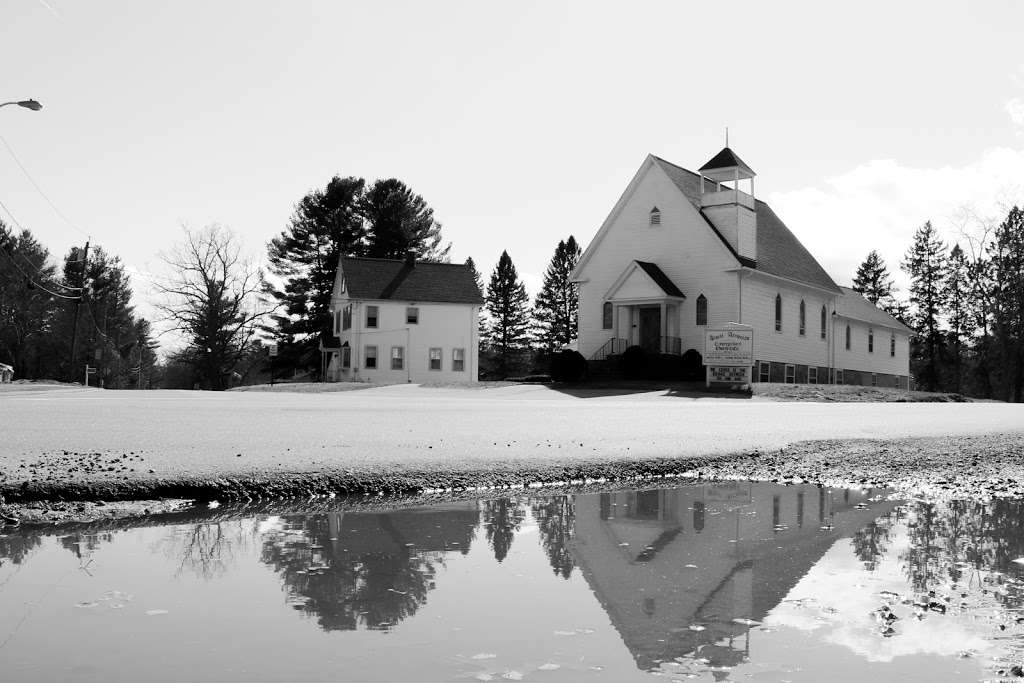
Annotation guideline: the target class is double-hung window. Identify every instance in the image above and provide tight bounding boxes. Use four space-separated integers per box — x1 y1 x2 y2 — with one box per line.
808 366 818 384
364 345 377 369
452 348 465 372
429 347 442 371
406 307 419 324
758 361 770 383
391 346 404 370
785 364 796 384
366 305 378 328
342 305 352 331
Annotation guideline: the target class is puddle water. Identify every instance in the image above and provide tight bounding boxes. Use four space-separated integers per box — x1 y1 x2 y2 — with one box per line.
2 483 1023 681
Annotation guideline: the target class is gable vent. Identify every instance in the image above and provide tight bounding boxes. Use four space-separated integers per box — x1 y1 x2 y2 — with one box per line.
649 207 661 226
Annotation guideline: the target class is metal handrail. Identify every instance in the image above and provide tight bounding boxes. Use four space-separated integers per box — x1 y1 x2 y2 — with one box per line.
590 337 628 361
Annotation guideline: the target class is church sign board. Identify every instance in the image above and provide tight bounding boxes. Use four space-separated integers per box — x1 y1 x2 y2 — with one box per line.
704 324 753 387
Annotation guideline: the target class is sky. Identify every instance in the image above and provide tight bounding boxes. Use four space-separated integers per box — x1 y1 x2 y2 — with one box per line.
2 0 1024 350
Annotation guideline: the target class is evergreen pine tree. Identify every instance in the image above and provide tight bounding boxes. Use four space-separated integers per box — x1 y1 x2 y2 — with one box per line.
465 256 486 338
360 179 451 261
533 236 581 351
852 250 899 313
265 176 366 377
986 206 1024 401
942 244 973 394
483 251 530 377
902 221 948 391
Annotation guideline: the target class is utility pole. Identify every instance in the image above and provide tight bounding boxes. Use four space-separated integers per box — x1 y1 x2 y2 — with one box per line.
68 240 89 382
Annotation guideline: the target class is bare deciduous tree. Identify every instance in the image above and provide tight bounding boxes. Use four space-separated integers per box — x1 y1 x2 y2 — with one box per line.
154 225 265 390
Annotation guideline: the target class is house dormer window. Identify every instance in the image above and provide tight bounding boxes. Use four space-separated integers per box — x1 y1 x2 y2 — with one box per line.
649 207 661 226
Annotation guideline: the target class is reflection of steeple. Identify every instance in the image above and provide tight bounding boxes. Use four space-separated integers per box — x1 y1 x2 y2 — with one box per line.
570 483 897 673
260 503 478 632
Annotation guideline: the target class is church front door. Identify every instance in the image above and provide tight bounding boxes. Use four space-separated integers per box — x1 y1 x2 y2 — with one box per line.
639 307 661 353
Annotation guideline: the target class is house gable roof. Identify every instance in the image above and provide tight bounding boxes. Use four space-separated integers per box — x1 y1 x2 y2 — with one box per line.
635 261 685 297
652 156 841 293
835 286 913 333
338 257 483 304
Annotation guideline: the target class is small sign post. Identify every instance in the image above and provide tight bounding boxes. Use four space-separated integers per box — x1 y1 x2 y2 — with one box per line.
704 323 754 389
268 343 278 387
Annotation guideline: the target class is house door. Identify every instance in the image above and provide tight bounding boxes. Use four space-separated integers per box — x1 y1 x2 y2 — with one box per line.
639 307 661 353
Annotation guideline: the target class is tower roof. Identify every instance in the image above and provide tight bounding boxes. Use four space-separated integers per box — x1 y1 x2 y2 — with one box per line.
698 147 756 177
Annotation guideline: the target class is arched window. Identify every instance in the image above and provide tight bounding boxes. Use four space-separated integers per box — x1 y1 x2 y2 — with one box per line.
602 302 613 329
890 332 896 357
845 325 851 350
649 206 661 226
868 328 874 353
774 294 782 332
820 306 827 340
696 294 708 326
799 300 806 336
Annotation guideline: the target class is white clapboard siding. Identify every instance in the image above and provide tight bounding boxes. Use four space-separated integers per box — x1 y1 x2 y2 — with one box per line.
740 274 832 367
833 317 910 378
576 159 739 358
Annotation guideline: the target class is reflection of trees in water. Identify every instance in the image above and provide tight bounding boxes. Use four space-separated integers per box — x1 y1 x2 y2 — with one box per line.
158 521 256 579
261 508 478 632
860 499 1024 606
0 533 41 567
531 496 575 579
851 518 893 571
59 532 114 560
481 499 526 563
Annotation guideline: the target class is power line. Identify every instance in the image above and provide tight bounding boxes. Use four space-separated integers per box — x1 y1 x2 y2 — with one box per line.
0 133 90 240
0 247 81 300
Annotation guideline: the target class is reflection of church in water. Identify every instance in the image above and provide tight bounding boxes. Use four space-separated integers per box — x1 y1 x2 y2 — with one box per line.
573 483 895 672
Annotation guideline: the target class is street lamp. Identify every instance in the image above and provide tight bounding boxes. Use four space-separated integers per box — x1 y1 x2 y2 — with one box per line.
0 99 42 111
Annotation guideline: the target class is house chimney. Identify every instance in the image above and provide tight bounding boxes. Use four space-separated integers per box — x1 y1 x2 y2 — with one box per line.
405 250 416 266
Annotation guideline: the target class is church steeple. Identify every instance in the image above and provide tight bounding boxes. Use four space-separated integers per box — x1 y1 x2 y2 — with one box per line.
699 146 757 262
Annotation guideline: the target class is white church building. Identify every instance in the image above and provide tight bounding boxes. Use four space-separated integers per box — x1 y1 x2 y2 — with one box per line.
571 147 911 387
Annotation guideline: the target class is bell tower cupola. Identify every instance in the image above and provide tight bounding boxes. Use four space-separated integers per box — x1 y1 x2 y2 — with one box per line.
699 146 757 262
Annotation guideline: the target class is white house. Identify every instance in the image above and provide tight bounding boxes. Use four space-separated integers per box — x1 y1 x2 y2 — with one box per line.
327 254 483 383
571 147 912 387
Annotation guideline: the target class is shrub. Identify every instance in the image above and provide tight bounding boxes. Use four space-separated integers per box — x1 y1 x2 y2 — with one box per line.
550 350 588 382
681 349 704 381
619 346 648 379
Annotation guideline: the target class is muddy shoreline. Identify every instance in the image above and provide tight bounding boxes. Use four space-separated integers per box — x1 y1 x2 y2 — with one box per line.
2 431 1022 528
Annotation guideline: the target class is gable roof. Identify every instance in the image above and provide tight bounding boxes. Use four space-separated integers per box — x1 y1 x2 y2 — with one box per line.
635 261 685 297
652 156 841 293
339 257 483 304
698 146 756 176
835 286 913 333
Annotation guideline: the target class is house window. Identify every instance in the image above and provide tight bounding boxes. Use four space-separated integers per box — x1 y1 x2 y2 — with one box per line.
602 302 613 329
649 207 661 226
890 333 896 357
429 347 442 371
868 328 874 353
334 309 342 334
342 305 352 331
785 364 795 384
758 361 770 383
871 373 878 387
696 294 708 326
845 325 851 350
799 300 806 336
341 346 351 369
808 366 818 384
774 294 782 332
452 348 465 372
406 307 419 324
366 305 378 328
836 369 844 384
820 306 827 340
364 345 377 369
391 346 404 370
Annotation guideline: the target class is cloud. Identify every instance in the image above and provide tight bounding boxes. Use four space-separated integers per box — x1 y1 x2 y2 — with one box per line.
767 146 1024 293
1007 98 1024 130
